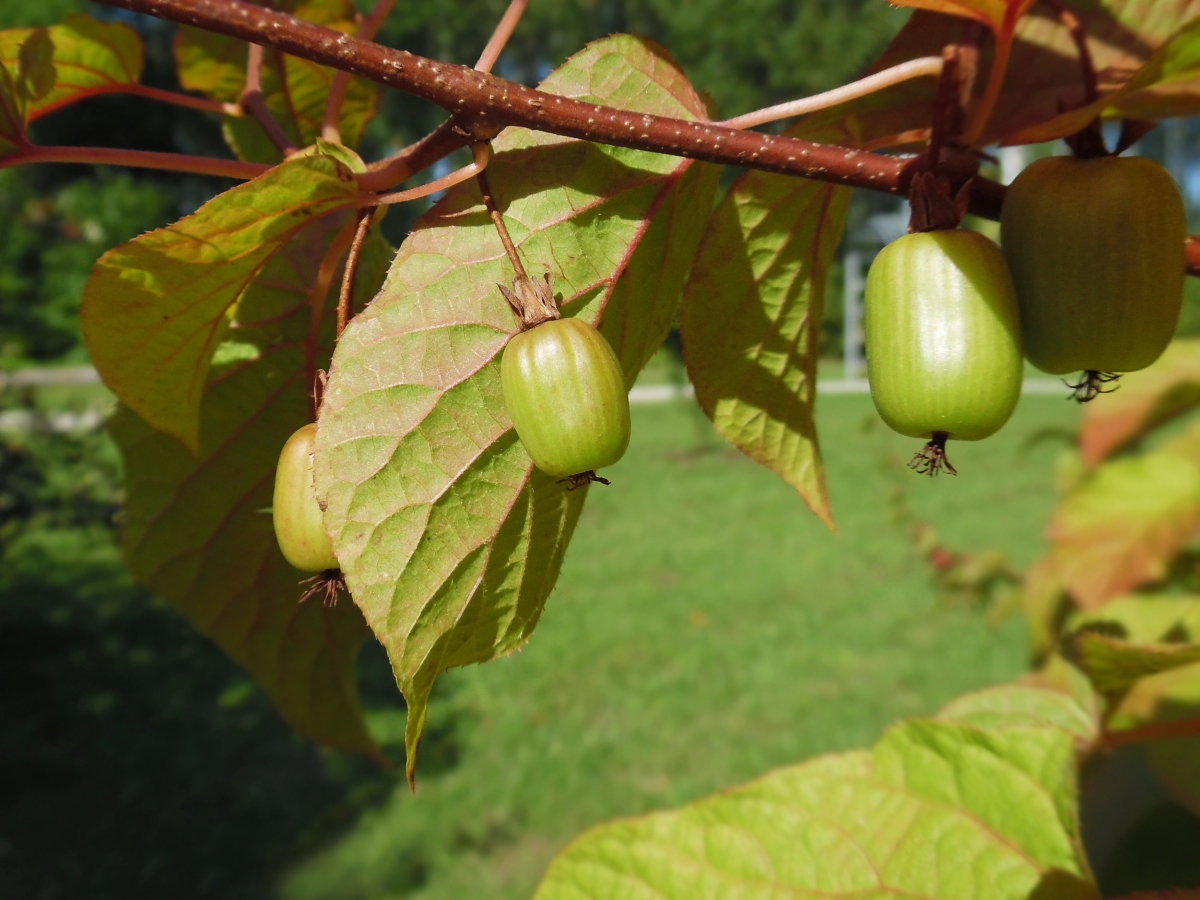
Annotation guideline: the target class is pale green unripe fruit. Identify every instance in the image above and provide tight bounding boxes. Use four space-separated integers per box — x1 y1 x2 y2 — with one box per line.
1001 155 1185 375
272 423 338 572
501 317 630 479
865 230 1023 442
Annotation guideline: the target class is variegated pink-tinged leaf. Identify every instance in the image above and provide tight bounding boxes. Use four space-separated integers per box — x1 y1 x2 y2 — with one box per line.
314 35 720 786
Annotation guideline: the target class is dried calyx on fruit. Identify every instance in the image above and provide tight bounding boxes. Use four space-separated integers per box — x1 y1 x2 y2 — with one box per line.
272 423 344 604
499 272 630 487
1001 155 1186 401
865 176 1024 476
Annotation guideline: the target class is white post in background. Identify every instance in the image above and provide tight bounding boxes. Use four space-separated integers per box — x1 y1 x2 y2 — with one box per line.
999 144 1027 185
843 249 865 380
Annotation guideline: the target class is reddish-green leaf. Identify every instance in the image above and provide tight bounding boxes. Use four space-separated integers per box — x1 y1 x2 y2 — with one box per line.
0 25 57 153
887 0 1034 31
1041 453 1200 610
680 148 849 528
537 708 1096 899
0 14 141 121
1079 340 1200 467
81 145 363 451
313 35 719 785
175 0 379 162
109 210 392 757
814 1 1200 150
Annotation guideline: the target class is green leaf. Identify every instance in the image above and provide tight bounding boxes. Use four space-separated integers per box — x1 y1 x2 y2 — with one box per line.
175 0 379 162
536 714 1097 899
679 140 849 528
1039 453 1200 610
314 34 719 786
0 53 23 154
1066 595 1200 694
81 147 363 451
0 15 140 120
1078 340 1200 467
938 684 1099 742
109 211 393 758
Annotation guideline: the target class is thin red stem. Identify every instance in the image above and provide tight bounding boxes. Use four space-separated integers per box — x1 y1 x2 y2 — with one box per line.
474 0 528 74
1042 0 1100 105
337 209 374 338
475 147 525 279
1098 716 1200 753
306 221 358 420
28 82 239 121
962 9 1020 144
0 143 267 179
322 0 397 143
241 42 296 155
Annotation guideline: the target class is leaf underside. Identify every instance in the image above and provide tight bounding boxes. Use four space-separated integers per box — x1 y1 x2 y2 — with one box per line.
109 204 393 757
313 34 720 785
680 135 850 529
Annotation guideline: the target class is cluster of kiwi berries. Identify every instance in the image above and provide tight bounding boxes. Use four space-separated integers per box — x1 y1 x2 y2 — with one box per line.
865 153 1186 475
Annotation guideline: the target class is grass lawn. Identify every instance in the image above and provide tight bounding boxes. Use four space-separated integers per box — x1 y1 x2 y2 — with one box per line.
282 387 1080 900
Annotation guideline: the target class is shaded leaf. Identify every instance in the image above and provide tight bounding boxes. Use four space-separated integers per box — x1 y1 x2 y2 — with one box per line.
314 35 719 785
886 0 1034 32
0 51 24 154
81 146 363 451
109 209 392 757
0 14 141 121
809 1 1200 150
1079 340 1200 467
679 139 849 528
175 0 379 162
1040 453 1200 609
536 714 1096 899
1071 631 1200 694
938 683 1098 742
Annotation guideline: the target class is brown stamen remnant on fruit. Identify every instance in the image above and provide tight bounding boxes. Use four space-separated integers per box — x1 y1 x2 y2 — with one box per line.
909 432 958 477
557 470 611 491
298 568 346 606
499 271 560 330
1064 370 1120 403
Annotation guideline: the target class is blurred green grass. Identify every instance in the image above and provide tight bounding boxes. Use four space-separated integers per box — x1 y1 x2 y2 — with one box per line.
282 390 1079 900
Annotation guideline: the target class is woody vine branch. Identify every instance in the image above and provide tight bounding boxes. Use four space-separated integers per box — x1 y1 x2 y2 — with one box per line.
87 0 1200 275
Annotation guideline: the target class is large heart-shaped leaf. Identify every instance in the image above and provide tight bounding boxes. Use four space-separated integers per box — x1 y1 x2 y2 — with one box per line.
1041 453 1200 610
81 145 363 451
0 14 141 121
314 35 719 785
109 208 393 757
175 0 380 162
536 705 1097 899
680 143 850 528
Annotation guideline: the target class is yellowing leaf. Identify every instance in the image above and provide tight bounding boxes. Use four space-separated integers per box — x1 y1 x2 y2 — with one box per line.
314 35 719 785
1079 340 1200 467
680 149 849 528
110 211 393 758
1066 595 1200 694
0 14 141 121
537 710 1096 899
81 147 362 451
1043 453 1200 610
175 0 379 162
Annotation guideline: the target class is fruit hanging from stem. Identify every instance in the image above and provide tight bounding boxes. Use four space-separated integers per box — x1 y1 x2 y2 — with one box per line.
1000 155 1185 401
500 291 630 484
865 229 1024 475
273 423 343 602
